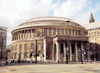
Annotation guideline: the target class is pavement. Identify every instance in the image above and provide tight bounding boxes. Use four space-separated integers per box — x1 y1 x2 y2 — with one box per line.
0 61 100 73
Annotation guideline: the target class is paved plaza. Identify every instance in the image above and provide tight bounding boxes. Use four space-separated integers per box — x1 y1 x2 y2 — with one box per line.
0 62 100 73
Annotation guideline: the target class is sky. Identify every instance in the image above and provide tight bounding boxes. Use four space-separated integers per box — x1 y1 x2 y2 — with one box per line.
0 0 100 45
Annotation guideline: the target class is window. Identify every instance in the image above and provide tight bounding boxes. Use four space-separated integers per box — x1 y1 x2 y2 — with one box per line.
25 44 27 51
97 32 99 36
31 43 34 51
38 44 41 50
92 32 93 37
90 47 92 50
15 45 17 51
95 46 97 49
19 44 22 51
53 29 56 32
49 29 51 32
45 28 47 32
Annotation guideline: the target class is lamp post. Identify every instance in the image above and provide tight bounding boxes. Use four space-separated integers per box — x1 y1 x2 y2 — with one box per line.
81 47 83 64
35 39 37 63
66 20 69 64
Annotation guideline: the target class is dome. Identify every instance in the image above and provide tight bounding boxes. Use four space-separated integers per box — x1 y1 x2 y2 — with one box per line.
13 16 86 31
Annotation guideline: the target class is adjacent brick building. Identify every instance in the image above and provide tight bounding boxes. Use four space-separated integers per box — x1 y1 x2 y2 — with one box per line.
0 26 7 61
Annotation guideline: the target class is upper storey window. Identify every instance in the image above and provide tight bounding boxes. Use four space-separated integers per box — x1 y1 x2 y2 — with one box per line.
31 43 34 51
15 45 17 51
45 28 47 32
38 43 41 50
97 32 99 36
49 29 51 32
53 29 56 32
19 44 22 51
25 44 27 51
32 29 35 33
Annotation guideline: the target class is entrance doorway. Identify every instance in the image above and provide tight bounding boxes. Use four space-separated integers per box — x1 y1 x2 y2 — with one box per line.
96 52 99 60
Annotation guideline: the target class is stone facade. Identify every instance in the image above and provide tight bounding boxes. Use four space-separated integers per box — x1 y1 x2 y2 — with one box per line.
83 13 100 61
0 26 7 61
11 17 89 62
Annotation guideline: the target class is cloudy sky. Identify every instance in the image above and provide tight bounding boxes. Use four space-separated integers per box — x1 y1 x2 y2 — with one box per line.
0 0 100 45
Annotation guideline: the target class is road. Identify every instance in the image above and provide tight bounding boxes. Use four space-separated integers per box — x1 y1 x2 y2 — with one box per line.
0 62 100 73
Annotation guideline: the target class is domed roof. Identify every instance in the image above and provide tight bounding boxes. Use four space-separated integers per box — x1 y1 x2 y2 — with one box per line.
13 16 86 31
18 16 73 26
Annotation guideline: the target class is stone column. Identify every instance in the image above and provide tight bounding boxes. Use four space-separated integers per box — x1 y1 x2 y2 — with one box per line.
56 41 59 62
71 30 72 35
23 30 25 39
63 42 66 61
77 30 78 36
69 42 72 61
44 39 46 61
27 29 30 39
52 28 53 36
81 42 84 61
75 42 78 61
30 29 32 39
17 32 19 40
64 29 65 35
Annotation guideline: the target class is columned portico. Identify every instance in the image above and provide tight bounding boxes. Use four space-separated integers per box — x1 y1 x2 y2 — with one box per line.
75 42 78 61
56 41 60 62
81 42 84 61
69 42 72 61
44 39 46 61
63 42 66 61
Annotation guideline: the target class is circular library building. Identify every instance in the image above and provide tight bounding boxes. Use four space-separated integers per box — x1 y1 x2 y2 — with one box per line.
11 17 89 62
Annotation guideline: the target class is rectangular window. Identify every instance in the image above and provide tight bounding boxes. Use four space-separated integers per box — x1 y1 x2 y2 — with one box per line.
25 44 27 51
38 44 41 50
15 45 17 51
31 43 34 51
19 44 22 51
49 29 51 32
45 28 47 32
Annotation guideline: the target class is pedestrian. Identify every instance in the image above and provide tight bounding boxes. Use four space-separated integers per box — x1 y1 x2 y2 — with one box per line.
94 58 96 63
6 60 8 65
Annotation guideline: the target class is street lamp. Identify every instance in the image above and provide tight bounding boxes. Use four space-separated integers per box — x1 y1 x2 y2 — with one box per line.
80 46 83 64
66 20 70 64
35 39 37 63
